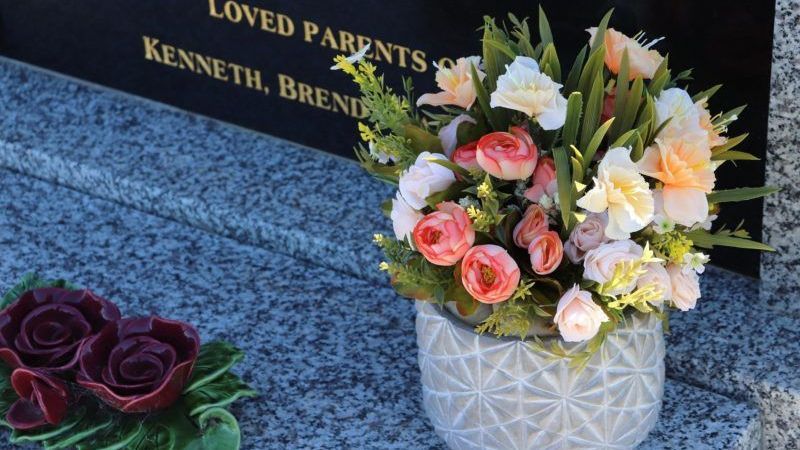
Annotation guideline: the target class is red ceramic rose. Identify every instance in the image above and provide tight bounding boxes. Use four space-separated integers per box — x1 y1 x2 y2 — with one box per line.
0 288 121 372
5 368 69 430
77 316 200 413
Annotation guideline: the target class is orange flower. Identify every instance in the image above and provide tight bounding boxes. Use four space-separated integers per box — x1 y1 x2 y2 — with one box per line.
413 202 475 266
476 127 539 180
528 231 564 275
638 138 715 226
587 28 664 80
513 204 549 249
461 245 520 304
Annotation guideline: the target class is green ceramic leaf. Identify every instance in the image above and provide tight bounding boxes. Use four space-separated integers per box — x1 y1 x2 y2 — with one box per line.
75 417 144 450
185 372 257 417
10 407 86 444
1 273 78 309
182 407 241 450
43 409 114 449
185 342 245 393
707 187 779 204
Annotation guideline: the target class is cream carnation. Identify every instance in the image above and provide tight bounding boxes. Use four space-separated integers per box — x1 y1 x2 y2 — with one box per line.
398 152 456 210
576 147 654 240
489 56 567 130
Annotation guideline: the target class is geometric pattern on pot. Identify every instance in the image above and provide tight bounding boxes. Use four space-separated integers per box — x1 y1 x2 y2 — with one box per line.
415 301 665 450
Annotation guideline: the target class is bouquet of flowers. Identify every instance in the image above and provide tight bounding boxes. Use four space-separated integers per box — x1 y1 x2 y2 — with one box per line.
0 274 256 450
334 8 775 363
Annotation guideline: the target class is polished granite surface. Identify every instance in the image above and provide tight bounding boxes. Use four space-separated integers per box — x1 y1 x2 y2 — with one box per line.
0 170 762 449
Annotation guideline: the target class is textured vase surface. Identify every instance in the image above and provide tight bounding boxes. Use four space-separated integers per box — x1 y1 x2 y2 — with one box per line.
415 301 665 450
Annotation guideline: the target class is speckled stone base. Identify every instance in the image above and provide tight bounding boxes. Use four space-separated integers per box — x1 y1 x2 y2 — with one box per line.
0 170 762 449
761 0 800 312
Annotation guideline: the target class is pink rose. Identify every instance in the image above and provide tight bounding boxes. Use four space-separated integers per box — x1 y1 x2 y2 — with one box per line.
476 127 538 180
523 157 558 203
667 264 701 311
413 202 475 266
513 204 549 248
451 141 480 172
564 213 610 263
528 231 564 275
638 263 672 306
461 245 520 304
554 284 609 342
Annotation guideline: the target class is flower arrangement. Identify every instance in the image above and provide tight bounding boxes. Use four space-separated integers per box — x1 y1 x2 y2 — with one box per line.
334 8 775 364
0 274 256 449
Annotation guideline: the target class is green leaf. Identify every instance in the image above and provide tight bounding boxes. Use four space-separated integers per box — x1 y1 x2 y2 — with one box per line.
692 84 722 102
711 133 748 156
553 147 573 234
563 46 587 94
185 342 246 393
578 43 606 100
686 229 775 252
648 55 670 96
186 408 242 450
707 187 779 204
561 92 583 149
711 150 759 161
611 76 644 142
538 5 554 45
540 43 561 83
590 9 614 54
425 181 470 207
10 407 86 444
613 49 630 120
582 118 615 169
44 409 114 449
714 105 746 127
75 418 144 450
403 124 442 153
471 63 500 131
185 372 257 417
580 73 605 149
1 273 78 309
609 129 638 149
447 280 479 317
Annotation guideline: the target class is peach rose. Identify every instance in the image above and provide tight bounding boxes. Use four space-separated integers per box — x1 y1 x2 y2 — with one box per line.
638 137 715 227
412 202 475 266
528 231 564 275
461 245 520 304
476 127 539 180
554 284 609 342
451 141 480 172
667 264 701 311
582 240 644 295
523 157 557 203
512 204 549 249
565 213 609 263
417 56 485 110
587 28 664 80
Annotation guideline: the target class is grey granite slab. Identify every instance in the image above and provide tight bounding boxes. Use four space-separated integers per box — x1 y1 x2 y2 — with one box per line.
0 169 761 449
762 0 800 312
0 57 393 285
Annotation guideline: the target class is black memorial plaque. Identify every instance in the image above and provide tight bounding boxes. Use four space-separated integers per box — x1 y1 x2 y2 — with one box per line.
0 0 775 276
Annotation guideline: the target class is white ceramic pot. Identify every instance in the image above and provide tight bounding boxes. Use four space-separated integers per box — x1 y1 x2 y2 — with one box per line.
415 301 665 450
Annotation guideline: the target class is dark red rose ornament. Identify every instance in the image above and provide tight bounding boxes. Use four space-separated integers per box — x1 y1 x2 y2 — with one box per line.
0 288 121 372
5 368 69 430
77 316 200 413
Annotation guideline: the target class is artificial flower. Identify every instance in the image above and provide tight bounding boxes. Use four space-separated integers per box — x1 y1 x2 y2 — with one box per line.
637 263 673 305
412 202 475 266
513 204 549 249
654 88 709 145
565 213 610 263
398 152 456 210
0 288 121 372
451 141 480 172
5 368 69 430
650 190 676 234
461 245 520 304
439 114 477 156
682 252 710 274
390 191 424 246
417 56 485 109
528 231 564 275
638 138 715 227
576 147 654 239
583 239 645 295
554 284 610 342
476 126 539 180
330 43 371 70
523 157 558 203
667 264 701 311
587 27 664 80
489 56 568 130
77 316 200 413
